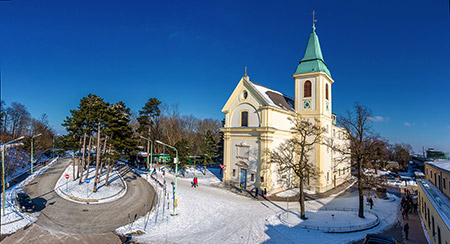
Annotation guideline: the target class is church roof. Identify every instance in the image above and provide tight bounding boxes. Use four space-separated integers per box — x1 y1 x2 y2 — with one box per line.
247 79 295 112
294 24 331 77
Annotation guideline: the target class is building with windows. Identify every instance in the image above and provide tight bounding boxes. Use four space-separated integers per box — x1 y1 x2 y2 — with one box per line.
427 149 450 161
221 24 350 194
418 161 450 244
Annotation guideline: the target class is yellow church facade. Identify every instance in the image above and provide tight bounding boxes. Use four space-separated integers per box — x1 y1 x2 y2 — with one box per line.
221 25 350 195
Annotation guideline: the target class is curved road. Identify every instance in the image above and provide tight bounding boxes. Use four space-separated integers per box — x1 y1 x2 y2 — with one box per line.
2 155 156 243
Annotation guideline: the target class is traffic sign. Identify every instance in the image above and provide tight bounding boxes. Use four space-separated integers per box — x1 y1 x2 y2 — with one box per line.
65 174 69 179
86 178 90 183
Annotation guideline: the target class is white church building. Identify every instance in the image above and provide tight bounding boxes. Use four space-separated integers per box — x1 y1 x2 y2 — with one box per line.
221 24 350 195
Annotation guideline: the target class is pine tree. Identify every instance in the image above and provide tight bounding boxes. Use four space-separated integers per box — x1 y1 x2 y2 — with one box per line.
200 130 218 175
168 138 191 176
103 102 137 185
90 95 108 192
137 98 161 168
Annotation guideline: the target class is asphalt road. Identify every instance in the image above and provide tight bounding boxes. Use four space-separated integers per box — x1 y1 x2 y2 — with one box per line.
1 155 156 243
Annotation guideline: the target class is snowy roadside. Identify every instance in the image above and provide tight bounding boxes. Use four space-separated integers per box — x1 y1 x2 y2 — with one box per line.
115 167 401 244
0 156 59 235
54 165 126 204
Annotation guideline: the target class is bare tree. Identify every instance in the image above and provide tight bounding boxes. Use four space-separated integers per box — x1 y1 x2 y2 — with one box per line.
267 115 325 219
337 103 380 218
6 102 30 138
391 143 412 169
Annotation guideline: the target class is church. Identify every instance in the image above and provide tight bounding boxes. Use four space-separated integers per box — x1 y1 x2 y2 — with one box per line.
221 24 350 195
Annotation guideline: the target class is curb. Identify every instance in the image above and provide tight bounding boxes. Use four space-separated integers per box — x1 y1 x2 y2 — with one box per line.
278 207 380 233
55 165 127 204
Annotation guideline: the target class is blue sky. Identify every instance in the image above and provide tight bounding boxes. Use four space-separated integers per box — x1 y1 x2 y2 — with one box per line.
1 0 449 153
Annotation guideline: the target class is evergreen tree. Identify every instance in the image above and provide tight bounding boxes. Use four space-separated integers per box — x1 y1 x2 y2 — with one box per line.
166 138 191 176
90 95 108 192
200 130 218 175
103 102 137 185
137 98 161 168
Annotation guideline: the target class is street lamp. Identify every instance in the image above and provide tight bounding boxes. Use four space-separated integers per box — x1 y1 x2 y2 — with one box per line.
30 133 42 174
140 136 153 173
2 136 25 216
155 140 178 216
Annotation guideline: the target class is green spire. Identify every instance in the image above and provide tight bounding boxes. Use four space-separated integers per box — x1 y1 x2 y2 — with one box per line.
294 24 331 77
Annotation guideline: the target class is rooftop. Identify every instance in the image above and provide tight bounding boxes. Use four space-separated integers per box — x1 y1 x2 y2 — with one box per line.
426 160 450 174
246 79 295 112
418 179 450 228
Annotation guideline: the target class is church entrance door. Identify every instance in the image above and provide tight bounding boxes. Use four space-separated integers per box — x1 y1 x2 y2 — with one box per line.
240 168 247 189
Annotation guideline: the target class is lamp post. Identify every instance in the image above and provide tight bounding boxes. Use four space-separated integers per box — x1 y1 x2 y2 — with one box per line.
52 135 55 159
2 136 25 216
155 140 178 216
30 133 42 174
140 136 153 173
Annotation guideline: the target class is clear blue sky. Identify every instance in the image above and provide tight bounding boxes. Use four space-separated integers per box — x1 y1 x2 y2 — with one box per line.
1 0 449 154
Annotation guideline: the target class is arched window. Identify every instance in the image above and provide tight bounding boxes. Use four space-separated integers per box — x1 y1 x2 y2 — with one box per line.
325 83 329 100
241 111 248 127
304 81 311 97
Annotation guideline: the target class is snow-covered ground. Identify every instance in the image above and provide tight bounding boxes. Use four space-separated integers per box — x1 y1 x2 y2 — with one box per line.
54 165 126 204
0 157 59 235
116 167 401 244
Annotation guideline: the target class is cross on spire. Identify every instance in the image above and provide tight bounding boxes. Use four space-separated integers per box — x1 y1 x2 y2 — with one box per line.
312 10 317 24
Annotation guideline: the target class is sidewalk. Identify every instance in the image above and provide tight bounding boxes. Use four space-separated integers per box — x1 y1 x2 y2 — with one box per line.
264 179 355 202
403 210 428 244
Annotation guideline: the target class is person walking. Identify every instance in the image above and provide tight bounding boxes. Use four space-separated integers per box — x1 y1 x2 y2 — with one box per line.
193 177 198 188
368 197 374 209
404 223 410 240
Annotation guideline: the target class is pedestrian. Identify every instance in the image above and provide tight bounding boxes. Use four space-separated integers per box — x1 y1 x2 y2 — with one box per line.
193 177 198 187
368 197 374 209
255 187 259 199
404 223 410 240
402 209 406 219
240 184 243 193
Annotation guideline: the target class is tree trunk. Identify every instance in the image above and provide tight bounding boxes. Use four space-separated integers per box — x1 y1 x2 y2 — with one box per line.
83 135 93 182
79 133 87 184
72 153 76 180
358 160 365 218
99 137 108 175
299 177 307 219
93 123 101 192
77 136 82 179
105 159 112 186
147 127 151 169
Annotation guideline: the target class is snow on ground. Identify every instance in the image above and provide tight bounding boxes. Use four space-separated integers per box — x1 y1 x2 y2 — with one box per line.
275 188 317 197
116 167 401 244
0 157 59 235
55 165 126 204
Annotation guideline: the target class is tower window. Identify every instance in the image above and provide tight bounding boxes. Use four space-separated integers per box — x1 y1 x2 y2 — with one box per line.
325 83 329 100
304 80 312 97
241 111 248 127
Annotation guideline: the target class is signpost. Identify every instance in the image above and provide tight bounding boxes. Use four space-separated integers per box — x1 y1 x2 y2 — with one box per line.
86 178 90 198
65 174 69 191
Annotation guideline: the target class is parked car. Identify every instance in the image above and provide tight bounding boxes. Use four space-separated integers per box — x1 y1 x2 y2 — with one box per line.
14 192 35 213
363 234 400 244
